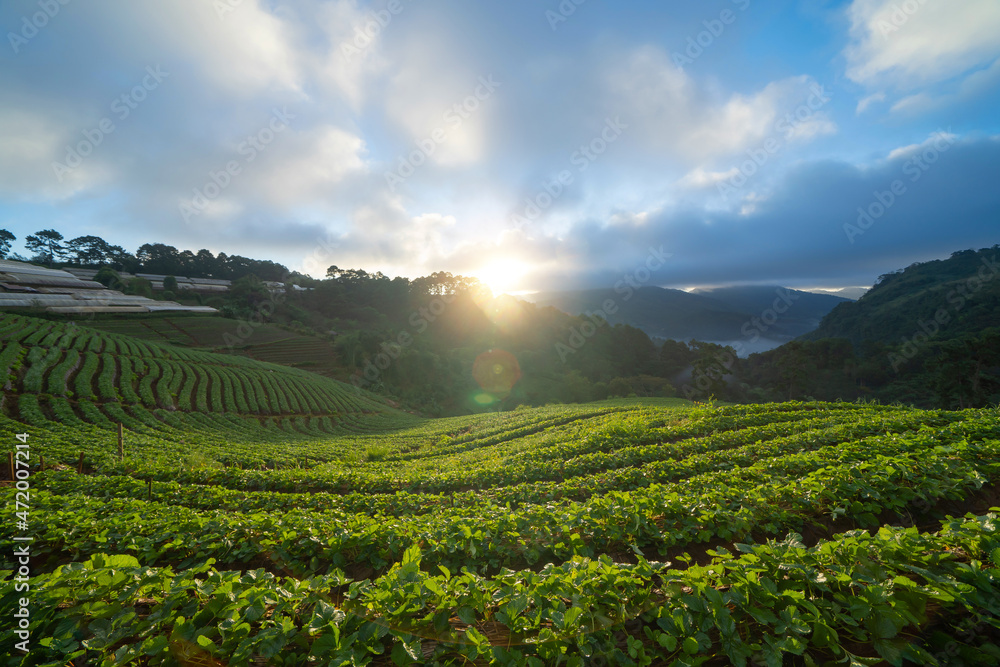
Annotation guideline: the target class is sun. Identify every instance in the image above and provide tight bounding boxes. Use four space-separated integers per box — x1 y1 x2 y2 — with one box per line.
475 260 531 296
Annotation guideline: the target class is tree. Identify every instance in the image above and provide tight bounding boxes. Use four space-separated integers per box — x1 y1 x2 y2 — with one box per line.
659 339 694 377
66 235 112 265
192 249 217 277
24 229 66 266
773 341 814 400
230 274 270 310
136 243 181 275
0 229 15 259
98 245 136 272
94 266 125 290
689 341 737 399
930 329 1000 408
125 277 153 298
163 275 178 292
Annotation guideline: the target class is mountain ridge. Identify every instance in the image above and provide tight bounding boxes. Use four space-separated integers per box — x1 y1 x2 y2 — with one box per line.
522 285 851 345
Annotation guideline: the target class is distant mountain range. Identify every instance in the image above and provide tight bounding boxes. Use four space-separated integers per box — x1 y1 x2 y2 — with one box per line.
522 285 852 351
811 286 870 300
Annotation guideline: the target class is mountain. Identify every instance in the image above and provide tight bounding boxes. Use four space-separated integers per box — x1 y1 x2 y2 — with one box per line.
691 286 852 339
800 246 1000 347
523 285 849 346
813 286 870 300
524 286 750 341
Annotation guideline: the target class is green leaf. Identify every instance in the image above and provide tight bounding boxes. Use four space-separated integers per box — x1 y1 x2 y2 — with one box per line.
457 606 477 625
683 636 700 655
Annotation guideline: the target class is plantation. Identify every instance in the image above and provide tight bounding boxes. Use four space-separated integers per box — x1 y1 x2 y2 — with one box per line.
82 316 345 379
1 315 999 666
0 314 409 451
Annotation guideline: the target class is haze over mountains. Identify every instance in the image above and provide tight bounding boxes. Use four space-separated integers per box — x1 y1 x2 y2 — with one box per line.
524 285 853 354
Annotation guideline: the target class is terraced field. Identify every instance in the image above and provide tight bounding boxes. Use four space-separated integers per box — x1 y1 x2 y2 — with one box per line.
83 316 344 378
1 314 999 665
0 314 411 449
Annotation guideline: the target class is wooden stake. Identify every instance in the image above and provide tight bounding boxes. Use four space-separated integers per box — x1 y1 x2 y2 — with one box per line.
39 454 44 471
117 423 124 460
77 451 84 475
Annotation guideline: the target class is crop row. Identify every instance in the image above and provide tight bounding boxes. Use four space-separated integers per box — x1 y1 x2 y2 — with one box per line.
36 406 945 518
16 423 1000 581
3 315 389 422
3 511 997 666
118 406 972 497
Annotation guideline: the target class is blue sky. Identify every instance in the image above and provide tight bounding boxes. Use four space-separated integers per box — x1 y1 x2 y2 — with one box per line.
1 0 998 293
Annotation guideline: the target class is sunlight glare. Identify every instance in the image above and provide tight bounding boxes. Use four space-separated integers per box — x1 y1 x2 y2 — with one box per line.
475 260 530 296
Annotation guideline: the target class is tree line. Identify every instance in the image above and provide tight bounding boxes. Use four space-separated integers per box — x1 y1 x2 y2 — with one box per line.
0 228 292 282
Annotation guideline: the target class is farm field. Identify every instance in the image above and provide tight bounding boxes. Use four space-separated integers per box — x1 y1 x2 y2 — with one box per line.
1 315 999 666
83 315 345 379
0 315 405 451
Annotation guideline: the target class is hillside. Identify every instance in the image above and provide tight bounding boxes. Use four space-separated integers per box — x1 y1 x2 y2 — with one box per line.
0 313 414 441
526 286 751 340
82 315 345 379
801 246 1000 346
526 285 848 345
730 247 1000 408
3 398 999 664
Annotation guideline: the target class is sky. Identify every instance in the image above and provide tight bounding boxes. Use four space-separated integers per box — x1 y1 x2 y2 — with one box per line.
1 0 998 294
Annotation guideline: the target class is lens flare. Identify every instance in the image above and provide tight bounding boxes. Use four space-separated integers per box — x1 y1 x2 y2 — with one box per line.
472 349 521 400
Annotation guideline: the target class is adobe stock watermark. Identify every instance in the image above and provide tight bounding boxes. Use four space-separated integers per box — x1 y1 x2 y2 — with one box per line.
672 0 751 69
876 0 930 37
717 83 831 201
888 253 998 372
7 0 72 54
555 245 672 363
545 0 587 31
339 0 413 62
51 65 169 183
511 117 627 231
384 75 501 192
213 0 247 20
844 129 955 244
179 107 294 223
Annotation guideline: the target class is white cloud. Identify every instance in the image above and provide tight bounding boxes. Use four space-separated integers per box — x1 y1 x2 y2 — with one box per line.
886 129 958 161
604 49 835 162
678 167 741 189
0 107 112 199
383 54 494 167
257 126 368 206
888 55 1000 114
844 0 1000 94
856 91 886 114
608 210 652 227
149 0 303 97
312 0 392 111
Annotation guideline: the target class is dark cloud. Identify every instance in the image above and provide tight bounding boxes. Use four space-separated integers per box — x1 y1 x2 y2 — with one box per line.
518 135 1000 289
